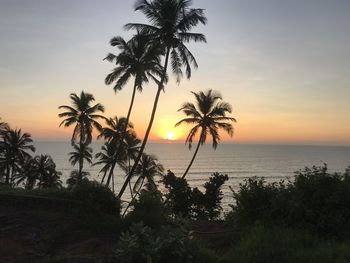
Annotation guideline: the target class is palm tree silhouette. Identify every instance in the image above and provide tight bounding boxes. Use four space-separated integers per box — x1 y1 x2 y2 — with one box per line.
104 33 163 188
34 154 62 189
58 91 105 180
118 0 207 198
14 155 37 189
133 153 164 193
15 155 62 189
0 129 35 185
97 116 140 187
68 143 93 182
122 153 164 216
58 91 106 145
176 90 236 179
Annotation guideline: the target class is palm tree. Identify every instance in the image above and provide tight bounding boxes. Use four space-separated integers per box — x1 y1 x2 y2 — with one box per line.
133 153 164 194
118 0 207 198
58 91 105 180
176 90 236 179
58 91 106 145
98 117 140 187
0 119 9 179
13 155 37 189
104 33 163 188
68 143 93 182
67 170 90 188
14 154 62 189
1 129 35 185
34 155 62 189
122 153 164 216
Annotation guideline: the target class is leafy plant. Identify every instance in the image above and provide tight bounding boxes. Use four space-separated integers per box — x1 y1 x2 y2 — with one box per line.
116 222 202 263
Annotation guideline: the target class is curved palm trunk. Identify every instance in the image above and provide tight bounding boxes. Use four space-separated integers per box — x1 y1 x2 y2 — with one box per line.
181 139 202 179
118 47 171 199
105 82 138 187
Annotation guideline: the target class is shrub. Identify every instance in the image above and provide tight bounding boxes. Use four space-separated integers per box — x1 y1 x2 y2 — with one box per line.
125 189 167 228
227 164 350 236
163 170 193 217
116 222 204 263
163 170 228 220
69 180 121 216
220 225 350 263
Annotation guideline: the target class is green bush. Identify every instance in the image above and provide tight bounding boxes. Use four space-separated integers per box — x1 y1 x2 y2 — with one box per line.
0 180 121 216
227 164 350 236
125 190 167 228
220 225 350 263
69 180 121 216
116 222 205 263
163 170 228 220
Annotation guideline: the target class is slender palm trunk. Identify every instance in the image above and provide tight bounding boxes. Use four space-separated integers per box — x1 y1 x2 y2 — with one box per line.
105 82 138 187
78 126 84 181
181 133 203 179
5 163 10 184
118 47 171 199
122 176 145 217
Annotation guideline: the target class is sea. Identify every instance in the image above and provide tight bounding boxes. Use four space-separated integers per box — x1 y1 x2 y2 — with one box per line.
34 142 350 212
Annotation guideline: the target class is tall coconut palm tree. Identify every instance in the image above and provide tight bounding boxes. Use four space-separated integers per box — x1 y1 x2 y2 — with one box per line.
1 129 35 185
118 0 207 198
176 90 236 179
104 33 163 188
68 143 93 182
58 91 105 180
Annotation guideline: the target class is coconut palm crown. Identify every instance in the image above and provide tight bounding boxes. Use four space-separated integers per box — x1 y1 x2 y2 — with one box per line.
176 89 236 179
125 0 207 82
58 91 105 145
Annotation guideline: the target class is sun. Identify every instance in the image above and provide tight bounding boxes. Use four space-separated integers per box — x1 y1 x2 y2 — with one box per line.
166 131 175 141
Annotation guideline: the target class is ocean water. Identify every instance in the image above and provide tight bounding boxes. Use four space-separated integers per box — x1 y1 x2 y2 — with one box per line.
34 142 350 211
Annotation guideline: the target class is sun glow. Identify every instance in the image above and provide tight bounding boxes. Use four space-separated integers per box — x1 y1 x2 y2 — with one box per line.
166 131 176 141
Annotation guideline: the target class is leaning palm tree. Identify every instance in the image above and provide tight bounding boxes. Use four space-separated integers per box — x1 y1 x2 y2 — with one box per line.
1 129 35 185
104 34 163 189
176 90 236 179
68 143 93 181
58 91 106 145
118 0 207 198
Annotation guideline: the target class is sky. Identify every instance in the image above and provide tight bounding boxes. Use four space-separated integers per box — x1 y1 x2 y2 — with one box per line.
0 0 349 145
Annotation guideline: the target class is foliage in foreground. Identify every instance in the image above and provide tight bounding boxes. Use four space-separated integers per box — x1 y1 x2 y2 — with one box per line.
227 164 350 236
163 170 228 220
220 225 350 263
116 222 206 263
0 180 120 216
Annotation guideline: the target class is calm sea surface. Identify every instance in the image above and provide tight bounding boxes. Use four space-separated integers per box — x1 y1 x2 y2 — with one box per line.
34 142 350 211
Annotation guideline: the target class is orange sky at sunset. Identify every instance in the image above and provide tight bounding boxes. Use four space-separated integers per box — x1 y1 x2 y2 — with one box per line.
1 1 349 146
